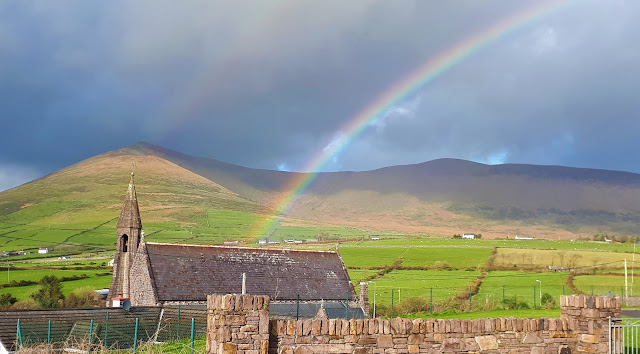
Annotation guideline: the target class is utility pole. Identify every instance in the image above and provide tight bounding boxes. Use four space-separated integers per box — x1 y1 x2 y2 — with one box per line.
625 259 628 302
242 273 246 294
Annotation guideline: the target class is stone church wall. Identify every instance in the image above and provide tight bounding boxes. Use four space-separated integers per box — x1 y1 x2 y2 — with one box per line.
129 244 158 306
207 294 620 353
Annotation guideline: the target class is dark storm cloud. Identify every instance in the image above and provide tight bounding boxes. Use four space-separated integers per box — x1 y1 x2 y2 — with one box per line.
1 0 639 191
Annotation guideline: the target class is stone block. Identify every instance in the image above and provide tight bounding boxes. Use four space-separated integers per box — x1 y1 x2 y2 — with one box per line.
412 319 421 334
322 319 329 335
408 344 419 353
312 319 322 335
522 332 542 344
377 334 394 348
303 320 313 335
221 342 237 354
475 335 498 350
342 320 350 336
407 334 423 345
580 334 599 344
350 319 357 335
240 324 258 332
391 318 405 335
259 312 269 333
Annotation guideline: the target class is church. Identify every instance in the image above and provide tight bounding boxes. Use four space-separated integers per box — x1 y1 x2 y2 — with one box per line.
107 173 368 318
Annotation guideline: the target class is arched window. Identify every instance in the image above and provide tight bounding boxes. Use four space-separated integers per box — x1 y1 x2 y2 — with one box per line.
122 234 128 253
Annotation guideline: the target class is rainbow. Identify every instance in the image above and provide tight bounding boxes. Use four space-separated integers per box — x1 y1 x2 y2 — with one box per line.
251 0 574 239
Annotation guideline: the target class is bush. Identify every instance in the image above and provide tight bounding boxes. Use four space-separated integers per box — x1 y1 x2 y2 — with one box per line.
0 293 17 308
31 275 64 308
395 297 431 315
503 296 530 310
63 287 104 308
541 293 556 309
11 298 40 310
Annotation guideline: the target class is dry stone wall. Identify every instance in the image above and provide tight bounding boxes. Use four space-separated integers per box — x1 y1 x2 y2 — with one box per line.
207 294 621 354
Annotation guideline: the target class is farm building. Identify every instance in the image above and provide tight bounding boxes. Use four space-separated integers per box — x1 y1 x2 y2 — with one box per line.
107 173 367 318
462 233 475 239
37 247 48 254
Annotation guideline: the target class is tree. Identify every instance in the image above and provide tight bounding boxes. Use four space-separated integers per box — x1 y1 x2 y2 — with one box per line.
0 293 17 308
31 275 64 308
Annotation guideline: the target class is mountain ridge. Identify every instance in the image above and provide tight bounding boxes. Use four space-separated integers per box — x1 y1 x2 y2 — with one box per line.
2 142 639 240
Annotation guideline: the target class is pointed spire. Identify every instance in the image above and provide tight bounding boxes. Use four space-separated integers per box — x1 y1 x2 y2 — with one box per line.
117 171 142 229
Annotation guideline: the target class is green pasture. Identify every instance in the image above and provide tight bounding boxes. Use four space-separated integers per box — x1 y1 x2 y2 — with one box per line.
476 271 571 308
573 274 629 296
0 275 112 301
402 247 491 269
495 248 629 269
339 247 406 268
339 246 490 269
343 238 638 253
370 270 480 306
0 268 110 285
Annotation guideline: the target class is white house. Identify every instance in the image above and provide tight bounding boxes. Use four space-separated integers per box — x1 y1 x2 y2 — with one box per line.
515 235 534 240
462 234 475 239
38 247 49 254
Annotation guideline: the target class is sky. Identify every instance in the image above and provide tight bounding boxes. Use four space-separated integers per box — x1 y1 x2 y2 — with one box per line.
1 0 639 192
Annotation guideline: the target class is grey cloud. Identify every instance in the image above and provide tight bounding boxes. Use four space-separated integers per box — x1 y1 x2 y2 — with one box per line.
1 0 640 192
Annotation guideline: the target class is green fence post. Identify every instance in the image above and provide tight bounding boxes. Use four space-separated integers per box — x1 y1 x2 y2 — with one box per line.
177 305 181 339
468 286 472 311
190 318 195 354
104 312 109 349
430 288 433 313
391 289 394 318
562 285 565 295
502 286 505 308
133 318 139 353
88 319 93 352
345 291 349 320
17 318 23 348
533 285 536 309
47 320 51 345
296 294 300 320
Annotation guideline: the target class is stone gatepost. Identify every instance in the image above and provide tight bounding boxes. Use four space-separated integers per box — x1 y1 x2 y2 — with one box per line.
359 282 370 317
207 294 270 354
560 295 621 353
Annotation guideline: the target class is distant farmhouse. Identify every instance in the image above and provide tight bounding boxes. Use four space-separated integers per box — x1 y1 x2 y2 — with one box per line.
462 233 475 239
108 174 367 318
514 235 534 240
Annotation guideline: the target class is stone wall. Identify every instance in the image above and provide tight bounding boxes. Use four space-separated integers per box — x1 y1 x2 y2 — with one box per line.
207 294 270 353
207 294 621 354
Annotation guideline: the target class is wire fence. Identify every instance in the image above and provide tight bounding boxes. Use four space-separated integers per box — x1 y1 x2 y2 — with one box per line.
11 306 207 353
367 283 630 316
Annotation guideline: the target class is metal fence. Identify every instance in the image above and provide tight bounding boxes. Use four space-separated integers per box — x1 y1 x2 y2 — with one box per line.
12 306 207 353
610 318 640 353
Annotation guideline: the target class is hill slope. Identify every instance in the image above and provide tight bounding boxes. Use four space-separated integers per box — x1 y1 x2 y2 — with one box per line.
2 142 640 250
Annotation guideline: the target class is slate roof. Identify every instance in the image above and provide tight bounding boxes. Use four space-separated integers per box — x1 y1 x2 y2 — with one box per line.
143 243 356 302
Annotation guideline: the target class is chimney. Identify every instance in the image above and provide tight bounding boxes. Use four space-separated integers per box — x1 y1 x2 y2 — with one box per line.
359 282 370 317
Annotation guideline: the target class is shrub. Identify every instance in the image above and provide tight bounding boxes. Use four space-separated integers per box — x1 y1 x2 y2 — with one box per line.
0 293 17 308
31 275 64 308
63 287 104 308
503 295 530 310
395 297 431 315
541 292 556 309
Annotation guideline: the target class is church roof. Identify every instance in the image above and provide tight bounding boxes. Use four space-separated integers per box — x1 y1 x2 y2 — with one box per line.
117 172 142 229
143 242 355 302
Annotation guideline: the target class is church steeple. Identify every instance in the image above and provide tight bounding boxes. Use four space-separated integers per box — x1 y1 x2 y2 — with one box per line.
108 171 144 304
117 172 142 230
